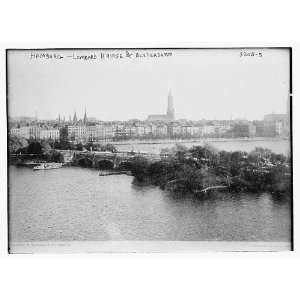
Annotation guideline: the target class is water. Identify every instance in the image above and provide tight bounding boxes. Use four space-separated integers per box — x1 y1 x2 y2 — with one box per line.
9 166 291 242
116 138 290 155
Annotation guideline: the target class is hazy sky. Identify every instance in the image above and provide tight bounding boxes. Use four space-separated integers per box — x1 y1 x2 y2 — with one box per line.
7 48 290 121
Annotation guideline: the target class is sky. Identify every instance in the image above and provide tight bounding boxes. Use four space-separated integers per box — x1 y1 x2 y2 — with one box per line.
7 48 290 121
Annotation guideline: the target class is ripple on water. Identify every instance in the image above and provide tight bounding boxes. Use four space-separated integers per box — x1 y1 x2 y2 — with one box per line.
9 166 291 242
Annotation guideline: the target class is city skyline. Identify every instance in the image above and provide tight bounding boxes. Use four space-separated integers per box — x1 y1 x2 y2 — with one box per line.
9 109 289 123
9 87 290 123
7 49 290 121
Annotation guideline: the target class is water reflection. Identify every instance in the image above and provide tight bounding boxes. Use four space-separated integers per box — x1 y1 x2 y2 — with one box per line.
9 166 291 242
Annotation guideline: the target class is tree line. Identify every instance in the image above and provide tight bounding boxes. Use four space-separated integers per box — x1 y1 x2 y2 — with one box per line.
130 144 291 197
9 136 117 154
9 136 118 164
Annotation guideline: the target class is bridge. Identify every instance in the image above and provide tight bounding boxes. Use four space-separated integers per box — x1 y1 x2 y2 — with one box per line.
59 150 163 169
9 150 171 169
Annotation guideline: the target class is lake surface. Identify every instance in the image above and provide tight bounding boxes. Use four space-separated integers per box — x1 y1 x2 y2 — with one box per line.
9 165 291 242
116 138 290 155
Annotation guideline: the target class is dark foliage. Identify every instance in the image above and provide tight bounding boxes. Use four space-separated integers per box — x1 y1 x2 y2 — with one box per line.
130 145 291 197
27 142 42 154
83 142 117 153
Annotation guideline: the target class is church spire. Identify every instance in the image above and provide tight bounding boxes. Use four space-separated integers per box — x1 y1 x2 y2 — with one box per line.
73 110 78 124
83 107 88 124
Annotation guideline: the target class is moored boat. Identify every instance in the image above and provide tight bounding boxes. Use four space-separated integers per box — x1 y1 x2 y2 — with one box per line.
99 170 131 176
33 162 63 170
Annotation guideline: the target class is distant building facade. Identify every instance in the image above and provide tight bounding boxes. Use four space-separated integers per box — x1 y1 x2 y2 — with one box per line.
263 114 289 137
10 125 59 140
39 128 60 140
9 101 290 144
232 123 256 138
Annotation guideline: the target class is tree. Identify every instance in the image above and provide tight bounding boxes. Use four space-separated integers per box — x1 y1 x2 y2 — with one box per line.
131 156 150 182
84 142 96 151
102 144 117 153
147 160 176 187
41 140 52 152
27 142 42 154
76 143 84 151
9 136 28 153
172 165 206 193
47 150 63 162
190 144 219 167
130 144 291 196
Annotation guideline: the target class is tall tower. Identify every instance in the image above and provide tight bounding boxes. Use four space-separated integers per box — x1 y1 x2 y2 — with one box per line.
167 89 175 121
73 110 78 124
83 107 88 125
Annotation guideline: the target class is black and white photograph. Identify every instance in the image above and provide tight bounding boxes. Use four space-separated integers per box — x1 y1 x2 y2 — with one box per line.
7 48 292 253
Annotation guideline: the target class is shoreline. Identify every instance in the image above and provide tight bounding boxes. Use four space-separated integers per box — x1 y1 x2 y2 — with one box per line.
111 137 288 146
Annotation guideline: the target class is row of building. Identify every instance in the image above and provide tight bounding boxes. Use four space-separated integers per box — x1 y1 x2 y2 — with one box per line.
10 126 60 140
9 113 289 143
10 123 224 142
9 90 290 143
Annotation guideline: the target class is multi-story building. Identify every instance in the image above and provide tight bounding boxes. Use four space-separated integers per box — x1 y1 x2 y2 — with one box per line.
190 126 202 137
96 124 115 141
232 123 256 138
40 128 60 140
114 124 126 139
127 125 137 137
67 125 87 143
149 124 157 136
214 124 232 136
263 113 289 137
168 124 182 137
10 126 30 139
201 125 216 136
155 124 168 137
86 125 97 142
10 125 60 140
10 126 40 139
248 123 256 137
144 125 152 136
180 125 193 138
136 125 146 137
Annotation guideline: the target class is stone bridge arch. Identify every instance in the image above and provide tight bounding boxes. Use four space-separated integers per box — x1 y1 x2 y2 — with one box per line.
94 159 115 170
78 157 93 168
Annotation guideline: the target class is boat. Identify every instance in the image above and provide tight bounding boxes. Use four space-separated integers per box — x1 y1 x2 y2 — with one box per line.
99 170 131 176
33 162 63 170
